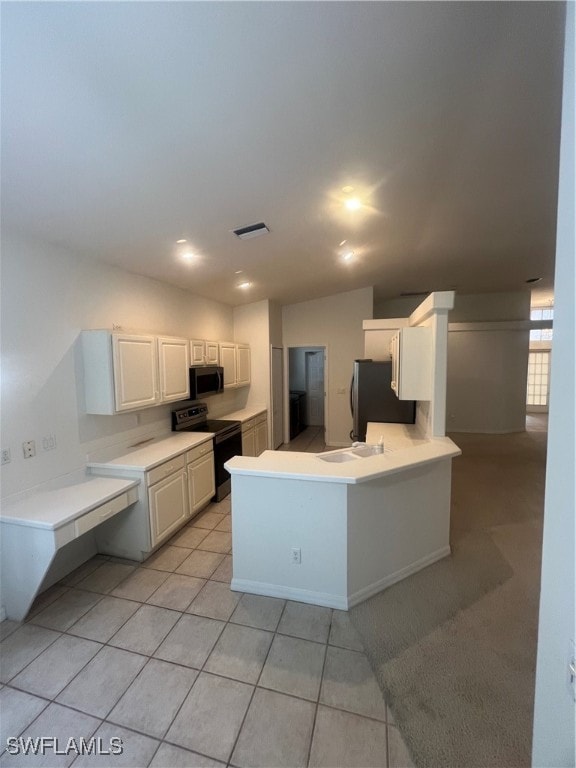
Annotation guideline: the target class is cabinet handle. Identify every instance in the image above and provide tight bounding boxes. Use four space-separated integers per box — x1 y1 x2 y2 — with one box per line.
100 507 115 520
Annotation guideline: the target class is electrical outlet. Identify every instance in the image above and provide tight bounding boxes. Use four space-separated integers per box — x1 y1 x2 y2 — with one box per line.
41 434 57 451
22 440 36 459
1 448 11 465
291 547 301 564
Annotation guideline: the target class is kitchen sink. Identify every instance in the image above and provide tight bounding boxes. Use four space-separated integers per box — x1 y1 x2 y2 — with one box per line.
317 451 359 463
317 444 383 463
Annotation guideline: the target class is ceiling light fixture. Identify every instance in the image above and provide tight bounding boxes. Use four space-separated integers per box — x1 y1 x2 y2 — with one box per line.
181 250 196 261
342 251 355 262
176 239 187 244
237 281 252 289
339 240 347 247
345 198 362 211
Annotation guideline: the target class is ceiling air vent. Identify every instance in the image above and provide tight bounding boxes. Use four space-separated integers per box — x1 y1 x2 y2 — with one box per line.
400 291 429 298
233 222 269 240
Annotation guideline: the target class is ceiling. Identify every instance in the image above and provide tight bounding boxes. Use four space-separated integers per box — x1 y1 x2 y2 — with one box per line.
1 2 565 308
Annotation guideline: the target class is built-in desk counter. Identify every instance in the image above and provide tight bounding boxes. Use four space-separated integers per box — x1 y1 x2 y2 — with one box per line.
1 476 140 620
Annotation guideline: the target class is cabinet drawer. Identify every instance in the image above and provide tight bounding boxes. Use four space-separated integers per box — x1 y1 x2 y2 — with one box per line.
75 492 130 537
186 440 213 464
242 418 256 433
147 455 185 486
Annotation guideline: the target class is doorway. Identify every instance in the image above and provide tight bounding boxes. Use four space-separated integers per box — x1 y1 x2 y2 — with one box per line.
287 346 326 441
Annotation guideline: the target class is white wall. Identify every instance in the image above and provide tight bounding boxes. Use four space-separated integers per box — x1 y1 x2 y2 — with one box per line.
532 4 575 764
0 232 241 498
446 326 529 433
282 287 374 446
377 292 531 434
233 300 271 412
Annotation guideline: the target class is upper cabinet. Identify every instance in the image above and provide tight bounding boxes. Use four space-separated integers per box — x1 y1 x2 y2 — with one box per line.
236 344 251 387
191 340 220 367
157 337 190 403
113 334 159 412
390 327 432 401
219 342 237 387
82 330 251 414
82 331 190 414
219 342 251 388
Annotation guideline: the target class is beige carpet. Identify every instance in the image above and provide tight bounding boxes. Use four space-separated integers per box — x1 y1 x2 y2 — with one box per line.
350 422 546 768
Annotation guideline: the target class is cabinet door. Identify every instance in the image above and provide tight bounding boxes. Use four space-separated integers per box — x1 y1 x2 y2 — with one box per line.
113 334 159 411
242 427 256 457
255 419 268 456
205 341 220 366
148 470 188 546
190 340 205 366
219 343 237 387
236 344 251 387
158 337 190 402
188 454 215 515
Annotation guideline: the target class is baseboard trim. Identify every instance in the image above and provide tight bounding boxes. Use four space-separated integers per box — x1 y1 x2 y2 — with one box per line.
347 546 452 608
231 579 348 610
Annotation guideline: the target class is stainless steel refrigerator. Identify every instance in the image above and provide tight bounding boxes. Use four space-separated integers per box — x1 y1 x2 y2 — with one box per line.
350 359 416 441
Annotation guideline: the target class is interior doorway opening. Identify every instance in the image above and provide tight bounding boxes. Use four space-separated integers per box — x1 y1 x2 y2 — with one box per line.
288 347 325 441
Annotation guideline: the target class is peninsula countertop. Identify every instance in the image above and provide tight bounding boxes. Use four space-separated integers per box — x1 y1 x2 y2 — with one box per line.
226 423 461 484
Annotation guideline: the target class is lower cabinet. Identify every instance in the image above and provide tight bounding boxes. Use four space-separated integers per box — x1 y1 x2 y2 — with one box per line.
242 412 268 457
242 421 256 457
148 467 188 547
187 443 215 517
254 413 268 456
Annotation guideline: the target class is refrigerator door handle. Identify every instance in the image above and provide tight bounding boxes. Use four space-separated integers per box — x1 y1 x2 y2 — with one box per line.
350 373 355 417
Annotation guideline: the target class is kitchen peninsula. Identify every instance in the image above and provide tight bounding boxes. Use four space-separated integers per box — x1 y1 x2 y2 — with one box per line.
226 422 460 609
227 291 460 609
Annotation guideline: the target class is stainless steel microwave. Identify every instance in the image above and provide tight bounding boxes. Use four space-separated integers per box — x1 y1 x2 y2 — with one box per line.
189 365 224 399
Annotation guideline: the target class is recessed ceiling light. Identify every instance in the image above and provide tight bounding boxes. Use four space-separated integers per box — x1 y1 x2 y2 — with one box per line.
235 270 243 274
237 281 252 289
339 240 347 247
342 251 355 262
181 251 196 261
342 186 354 193
345 198 362 211
176 239 187 244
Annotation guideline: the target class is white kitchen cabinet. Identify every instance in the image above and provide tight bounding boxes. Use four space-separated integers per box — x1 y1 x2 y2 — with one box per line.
241 411 267 457
82 331 160 414
82 331 191 414
236 344 251 387
157 337 190 403
219 342 237 387
241 420 256 457
190 339 206 366
254 412 268 456
190 339 220 366
390 327 432 401
205 341 219 365
148 457 188 546
187 441 215 517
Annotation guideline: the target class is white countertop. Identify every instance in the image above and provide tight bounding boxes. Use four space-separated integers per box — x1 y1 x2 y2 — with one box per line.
87 432 214 472
0 475 140 530
226 422 460 485
220 405 267 422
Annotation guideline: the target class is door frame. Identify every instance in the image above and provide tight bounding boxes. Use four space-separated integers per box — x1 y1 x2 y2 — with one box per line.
284 345 328 444
270 346 284 449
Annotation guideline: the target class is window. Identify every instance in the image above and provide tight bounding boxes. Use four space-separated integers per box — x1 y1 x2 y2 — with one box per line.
530 307 554 342
526 351 551 407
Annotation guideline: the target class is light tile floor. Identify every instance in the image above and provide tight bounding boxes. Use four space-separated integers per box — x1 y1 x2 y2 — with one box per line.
0 498 414 768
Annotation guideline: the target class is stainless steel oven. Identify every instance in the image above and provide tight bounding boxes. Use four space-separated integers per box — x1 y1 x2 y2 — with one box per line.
172 403 241 501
